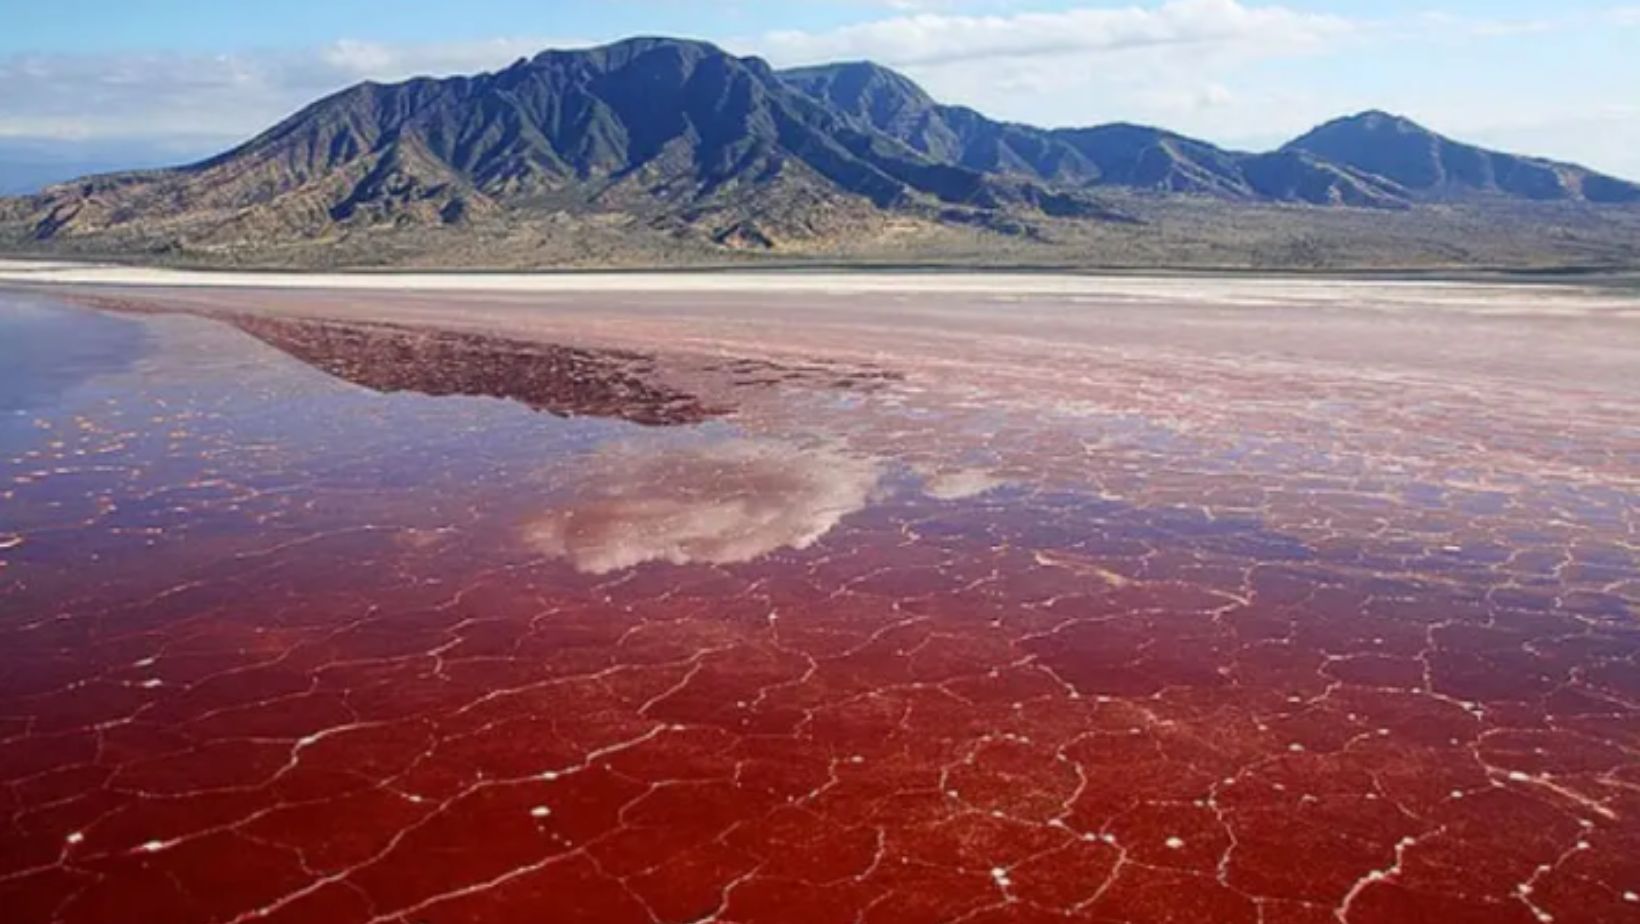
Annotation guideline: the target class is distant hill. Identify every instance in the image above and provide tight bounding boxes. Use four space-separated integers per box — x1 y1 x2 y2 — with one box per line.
2 37 1638 270
0 140 221 196
1284 110 1640 204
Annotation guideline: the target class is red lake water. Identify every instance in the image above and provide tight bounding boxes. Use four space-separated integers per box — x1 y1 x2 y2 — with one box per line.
1 284 1637 924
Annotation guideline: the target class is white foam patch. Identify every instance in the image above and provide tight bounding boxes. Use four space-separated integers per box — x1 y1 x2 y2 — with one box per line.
920 467 1006 501
527 439 880 574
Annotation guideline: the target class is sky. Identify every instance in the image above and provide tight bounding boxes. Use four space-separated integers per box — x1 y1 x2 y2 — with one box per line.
2 0 1638 181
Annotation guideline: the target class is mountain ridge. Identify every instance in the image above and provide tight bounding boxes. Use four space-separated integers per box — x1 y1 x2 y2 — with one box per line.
2 37 1638 269
779 61 1636 209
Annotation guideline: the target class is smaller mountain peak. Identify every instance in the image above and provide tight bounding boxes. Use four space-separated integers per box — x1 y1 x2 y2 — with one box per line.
778 60 937 109
1330 110 1430 134
1281 110 1440 158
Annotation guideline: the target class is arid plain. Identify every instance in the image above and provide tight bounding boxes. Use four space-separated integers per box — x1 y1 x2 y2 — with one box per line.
1 265 1637 924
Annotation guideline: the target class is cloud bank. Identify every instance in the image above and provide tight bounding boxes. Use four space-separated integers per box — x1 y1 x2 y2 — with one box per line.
0 38 575 143
754 0 1351 67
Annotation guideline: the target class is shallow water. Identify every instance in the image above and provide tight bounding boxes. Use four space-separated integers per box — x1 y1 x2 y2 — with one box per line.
0 298 148 413
1 292 1637 924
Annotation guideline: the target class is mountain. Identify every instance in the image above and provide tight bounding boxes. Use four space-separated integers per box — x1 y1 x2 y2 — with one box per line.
2 38 1638 270
1286 111 1640 205
4 38 1113 258
780 62 1096 186
778 61 1626 210
779 62 1395 205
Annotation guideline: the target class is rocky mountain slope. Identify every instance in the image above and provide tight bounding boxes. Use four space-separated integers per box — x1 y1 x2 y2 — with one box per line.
2 37 1637 269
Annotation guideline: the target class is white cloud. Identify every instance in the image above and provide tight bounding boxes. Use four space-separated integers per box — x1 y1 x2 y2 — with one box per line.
0 38 580 143
525 439 880 574
1410 11 1560 37
747 0 1354 67
315 38 569 81
855 0 990 9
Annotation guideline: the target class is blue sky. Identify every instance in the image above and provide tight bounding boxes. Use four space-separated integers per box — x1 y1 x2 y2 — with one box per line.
3 0 1638 178
1 0 1615 53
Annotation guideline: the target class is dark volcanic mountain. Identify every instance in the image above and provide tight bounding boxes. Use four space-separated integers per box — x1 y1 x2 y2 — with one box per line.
9 38 1109 254
2 37 1638 268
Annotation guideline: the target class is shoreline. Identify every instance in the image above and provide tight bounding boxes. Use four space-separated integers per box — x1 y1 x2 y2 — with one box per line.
2 255 1639 288
3 259 1639 312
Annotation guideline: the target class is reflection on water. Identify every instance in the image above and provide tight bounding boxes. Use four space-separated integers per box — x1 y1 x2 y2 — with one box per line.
233 314 725 426
525 438 880 573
